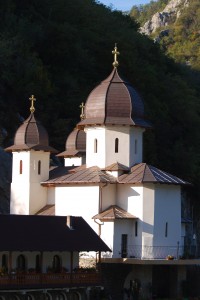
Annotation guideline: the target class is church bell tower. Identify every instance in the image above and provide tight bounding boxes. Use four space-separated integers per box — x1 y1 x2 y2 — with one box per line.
5 95 57 215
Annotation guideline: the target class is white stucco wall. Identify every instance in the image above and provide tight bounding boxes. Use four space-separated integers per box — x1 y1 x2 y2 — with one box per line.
100 222 114 254
85 126 144 168
154 185 181 244
129 127 145 166
153 184 181 258
10 151 49 215
64 157 83 167
47 187 56 205
55 185 99 232
101 183 116 210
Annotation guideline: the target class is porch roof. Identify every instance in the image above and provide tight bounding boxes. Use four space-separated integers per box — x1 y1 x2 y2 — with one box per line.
0 214 111 252
92 205 137 221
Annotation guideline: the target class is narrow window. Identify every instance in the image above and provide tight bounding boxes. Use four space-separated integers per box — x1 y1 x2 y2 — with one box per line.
135 139 138 154
165 222 168 237
2 254 8 270
19 160 23 174
35 254 41 272
53 255 62 273
17 254 26 271
121 234 128 258
135 221 138 237
94 139 98 153
38 160 41 175
115 138 119 153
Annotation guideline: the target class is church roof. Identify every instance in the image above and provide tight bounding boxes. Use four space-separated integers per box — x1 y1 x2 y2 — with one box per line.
118 163 189 185
36 205 55 216
103 162 130 171
77 67 151 129
42 165 117 186
93 205 137 221
57 128 86 157
5 113 57 153
42 163 189 186
0 214 111 252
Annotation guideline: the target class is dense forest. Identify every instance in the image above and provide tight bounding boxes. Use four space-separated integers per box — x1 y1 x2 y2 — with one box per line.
1 0 200 216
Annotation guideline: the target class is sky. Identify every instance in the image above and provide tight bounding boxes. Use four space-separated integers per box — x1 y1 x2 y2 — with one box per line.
98 0 151 11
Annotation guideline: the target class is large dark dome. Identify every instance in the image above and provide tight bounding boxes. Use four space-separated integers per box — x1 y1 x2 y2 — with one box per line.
5 113 57 153
78 67 150 128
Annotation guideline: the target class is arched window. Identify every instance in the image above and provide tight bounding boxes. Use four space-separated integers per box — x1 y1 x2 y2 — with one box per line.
17 254 26 272
19 160 23 174
115 138 119 153
38 160 41 175
135 139 138 154
165 222 168 237
70 292 79 300
2 254 8 270
53 255 62 273
35 254 41 272
135 221 138 237
94 139 98 153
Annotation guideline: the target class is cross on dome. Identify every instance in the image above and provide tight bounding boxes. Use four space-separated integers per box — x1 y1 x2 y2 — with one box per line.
112 43 120 68
79 102 85 120
29 95 36 113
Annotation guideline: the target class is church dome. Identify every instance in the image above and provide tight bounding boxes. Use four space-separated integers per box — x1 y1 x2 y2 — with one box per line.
57 128 86 157
5 96 57 153
78 67 150 128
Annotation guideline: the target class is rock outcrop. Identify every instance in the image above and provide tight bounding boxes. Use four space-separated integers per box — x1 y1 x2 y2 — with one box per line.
140 0 189 35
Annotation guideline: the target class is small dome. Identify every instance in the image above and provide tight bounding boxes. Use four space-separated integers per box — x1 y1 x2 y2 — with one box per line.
57 128 86 157
5 113 57 153
78 68 150 128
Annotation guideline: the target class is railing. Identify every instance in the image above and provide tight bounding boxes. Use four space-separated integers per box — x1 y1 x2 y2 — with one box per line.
127 244 188 259
0 271 102 289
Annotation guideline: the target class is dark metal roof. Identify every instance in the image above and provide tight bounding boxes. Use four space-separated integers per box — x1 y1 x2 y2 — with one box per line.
0 214 111 252
93 205 137 221
77 68 151 129
57 129 86 157
103 162 130 171
5 113 57 153
118 163 190 185
42 166 117 186
36 205 55 216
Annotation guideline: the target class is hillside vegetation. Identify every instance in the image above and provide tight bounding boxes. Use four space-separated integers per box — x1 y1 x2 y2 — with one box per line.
0 0 200 214
131 0 200 70
130 0 169 26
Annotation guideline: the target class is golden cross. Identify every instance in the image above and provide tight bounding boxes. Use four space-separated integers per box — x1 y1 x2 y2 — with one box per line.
79 102 85 120
29 95 36 113
112 43 120 68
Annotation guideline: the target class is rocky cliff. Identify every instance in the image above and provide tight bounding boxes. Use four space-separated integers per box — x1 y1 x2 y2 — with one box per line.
140 0 189 35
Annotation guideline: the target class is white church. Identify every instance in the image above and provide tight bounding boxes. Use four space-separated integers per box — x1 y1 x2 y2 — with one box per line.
5 45 197 298
5 45 189 259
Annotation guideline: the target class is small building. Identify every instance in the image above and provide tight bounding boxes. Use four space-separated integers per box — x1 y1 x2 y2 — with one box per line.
0 214 110 299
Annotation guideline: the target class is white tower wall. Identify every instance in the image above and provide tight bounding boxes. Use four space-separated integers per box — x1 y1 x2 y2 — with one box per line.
85 126 145 168
10 150 49 215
